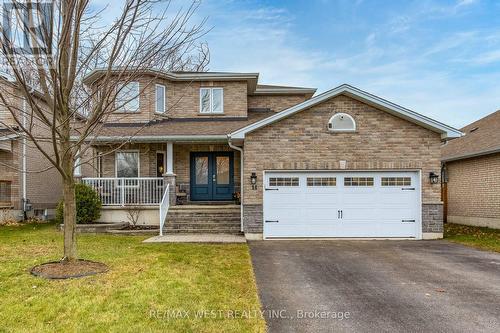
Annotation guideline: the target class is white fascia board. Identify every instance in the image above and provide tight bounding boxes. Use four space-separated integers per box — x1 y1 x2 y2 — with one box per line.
252 87 317 95
71 135 228 143
442 147 500 162
229 84 463 140
83 69 259 84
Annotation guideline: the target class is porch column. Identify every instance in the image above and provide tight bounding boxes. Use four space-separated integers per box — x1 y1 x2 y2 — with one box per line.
163 141 176 205
166 141 174 175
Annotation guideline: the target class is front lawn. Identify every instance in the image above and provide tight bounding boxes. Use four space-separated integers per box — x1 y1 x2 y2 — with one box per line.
444 223 500 253
0 223 265 332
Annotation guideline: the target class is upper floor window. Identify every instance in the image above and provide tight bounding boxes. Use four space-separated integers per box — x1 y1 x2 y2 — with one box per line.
156 84 166 114
200 88 223 114
116 82 139 112
328 113 356 132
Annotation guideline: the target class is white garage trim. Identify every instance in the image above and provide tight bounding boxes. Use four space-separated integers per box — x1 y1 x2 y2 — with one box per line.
263 170 422 240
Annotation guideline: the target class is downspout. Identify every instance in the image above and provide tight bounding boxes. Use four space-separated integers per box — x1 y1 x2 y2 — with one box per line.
22 88 35 219
227 135 244 233
22 98 27 219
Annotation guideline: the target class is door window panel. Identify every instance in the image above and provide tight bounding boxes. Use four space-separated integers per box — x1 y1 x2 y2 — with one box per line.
195 156 209 184
216 156 230 184
156 152 165 177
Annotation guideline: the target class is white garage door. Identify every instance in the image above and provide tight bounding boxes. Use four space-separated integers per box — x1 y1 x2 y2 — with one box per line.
263 171 421 239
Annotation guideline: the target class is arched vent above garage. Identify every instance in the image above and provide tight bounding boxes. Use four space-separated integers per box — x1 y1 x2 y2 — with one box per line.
328 113 356 132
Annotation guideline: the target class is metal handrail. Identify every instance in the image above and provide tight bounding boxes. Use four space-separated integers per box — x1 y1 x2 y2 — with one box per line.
159 183 170 236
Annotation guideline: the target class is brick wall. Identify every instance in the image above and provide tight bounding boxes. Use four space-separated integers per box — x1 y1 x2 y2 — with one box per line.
446 153 500 220
0 82 63 211
102 76 249 123
242 94 443 234
248 94 308 112
25 140 63 209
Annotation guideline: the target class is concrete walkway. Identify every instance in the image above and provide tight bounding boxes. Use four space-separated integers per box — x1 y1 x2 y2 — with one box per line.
143 233 246 243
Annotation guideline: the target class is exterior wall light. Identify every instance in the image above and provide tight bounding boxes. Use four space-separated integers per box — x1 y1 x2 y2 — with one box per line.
429 172 439 184
250 172 257 190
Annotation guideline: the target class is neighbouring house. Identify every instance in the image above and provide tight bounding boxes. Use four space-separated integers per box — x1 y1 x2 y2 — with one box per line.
441 110 500 229
79 69 462 239
0 78 63 220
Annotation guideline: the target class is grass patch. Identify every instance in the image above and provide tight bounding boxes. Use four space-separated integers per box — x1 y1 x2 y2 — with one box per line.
444 223 500 253
0 223 265 332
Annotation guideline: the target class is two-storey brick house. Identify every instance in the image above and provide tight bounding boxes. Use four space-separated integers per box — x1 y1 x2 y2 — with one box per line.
0 78 63 220
80 69 461 240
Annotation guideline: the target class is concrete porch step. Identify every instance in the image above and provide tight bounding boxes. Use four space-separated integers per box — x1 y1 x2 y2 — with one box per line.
165 221 240 228
167 213 240 220
165 204 241 234
165 228 242 234
166 218 241 224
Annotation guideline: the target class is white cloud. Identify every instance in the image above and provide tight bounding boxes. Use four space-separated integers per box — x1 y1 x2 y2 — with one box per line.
456 0 479 8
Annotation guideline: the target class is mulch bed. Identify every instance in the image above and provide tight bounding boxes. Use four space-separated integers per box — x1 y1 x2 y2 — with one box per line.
30 259 108 279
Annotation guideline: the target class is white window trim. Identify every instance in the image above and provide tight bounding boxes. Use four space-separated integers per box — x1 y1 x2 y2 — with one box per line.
156 150 166 176
199 87 224 114
329 113 356 132
115 81 140 113
155 84 166 114
115 150 140 178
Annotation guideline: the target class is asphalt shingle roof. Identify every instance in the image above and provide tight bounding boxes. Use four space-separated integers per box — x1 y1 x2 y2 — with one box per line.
442 110 500 161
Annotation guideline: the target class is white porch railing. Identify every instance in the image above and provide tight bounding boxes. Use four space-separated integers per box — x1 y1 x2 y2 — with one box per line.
82 177 165 206
159 183 170 236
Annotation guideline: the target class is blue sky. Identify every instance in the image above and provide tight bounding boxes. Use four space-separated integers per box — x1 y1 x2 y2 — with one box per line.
95 0 500 128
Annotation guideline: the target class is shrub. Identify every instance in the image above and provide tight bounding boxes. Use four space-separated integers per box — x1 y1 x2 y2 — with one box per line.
56 183 102 224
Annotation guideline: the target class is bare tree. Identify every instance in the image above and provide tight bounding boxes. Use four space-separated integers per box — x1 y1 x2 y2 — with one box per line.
0 0 209 261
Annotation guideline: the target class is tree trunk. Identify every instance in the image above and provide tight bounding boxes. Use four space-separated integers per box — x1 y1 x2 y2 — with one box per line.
62 175 77 261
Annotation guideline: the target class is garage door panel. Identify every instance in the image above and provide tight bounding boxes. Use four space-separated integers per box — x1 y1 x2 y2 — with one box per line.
303 193 340 206
264 171 420 239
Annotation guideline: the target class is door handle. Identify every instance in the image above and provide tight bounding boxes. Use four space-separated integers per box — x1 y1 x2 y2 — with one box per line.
265 188 279 191
402 188 415 191
402 219 415 223
265 220 279 223
212 174 216 182
338 210 343 219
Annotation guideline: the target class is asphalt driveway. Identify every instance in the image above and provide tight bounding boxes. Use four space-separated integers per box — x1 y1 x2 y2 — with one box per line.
249 240 500 333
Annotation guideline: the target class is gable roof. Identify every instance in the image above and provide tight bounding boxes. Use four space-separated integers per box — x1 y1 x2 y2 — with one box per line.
442 110 500 162
229 84 462 140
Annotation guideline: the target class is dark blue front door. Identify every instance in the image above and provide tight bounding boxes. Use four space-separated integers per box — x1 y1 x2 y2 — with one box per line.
190 152 234 201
